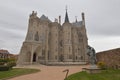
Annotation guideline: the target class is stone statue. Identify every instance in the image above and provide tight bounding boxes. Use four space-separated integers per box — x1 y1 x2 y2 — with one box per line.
87 45 97 65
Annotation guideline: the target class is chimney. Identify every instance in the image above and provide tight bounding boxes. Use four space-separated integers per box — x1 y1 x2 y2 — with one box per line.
59 15 61 25
82 12 85 21
82 12 85 26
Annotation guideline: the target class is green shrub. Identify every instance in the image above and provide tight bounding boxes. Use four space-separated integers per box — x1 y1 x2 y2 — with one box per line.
0 58 16 70
7 62 16 68
0 62 5 65
8 58 16 62
0 65 10 71
0 58 16 63
0 59 8 63
97 61 106 69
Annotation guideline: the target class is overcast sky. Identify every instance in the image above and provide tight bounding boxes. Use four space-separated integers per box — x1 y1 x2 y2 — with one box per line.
0 0 120 54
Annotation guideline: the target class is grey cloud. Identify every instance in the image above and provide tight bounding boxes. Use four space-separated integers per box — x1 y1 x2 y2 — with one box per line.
0 0 120 53
87 24 120 36
0 19 27 30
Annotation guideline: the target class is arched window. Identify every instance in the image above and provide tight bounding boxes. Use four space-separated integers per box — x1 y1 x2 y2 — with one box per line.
78 32 83 42
34 32 39 41
81 56 83 60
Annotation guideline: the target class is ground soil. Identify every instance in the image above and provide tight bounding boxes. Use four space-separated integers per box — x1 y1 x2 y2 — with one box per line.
9 65 89 80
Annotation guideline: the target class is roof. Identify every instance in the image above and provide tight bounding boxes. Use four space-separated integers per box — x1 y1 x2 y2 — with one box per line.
64 10 69 23
40 15 51 22
0 49 9 54
72 21 83 27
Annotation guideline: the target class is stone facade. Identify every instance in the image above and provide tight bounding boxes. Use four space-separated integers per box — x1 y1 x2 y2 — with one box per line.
17 10 89 65
96 48 120 68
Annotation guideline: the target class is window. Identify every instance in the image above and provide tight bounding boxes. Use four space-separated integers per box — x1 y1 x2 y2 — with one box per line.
34 32 39 41
59 54 64 61
55 56 57 59
69 54 72 59
60 40 62 46
81 56 83 60
48 51 50 60
76 56 78 60
69 47 70 52
79 38 83 42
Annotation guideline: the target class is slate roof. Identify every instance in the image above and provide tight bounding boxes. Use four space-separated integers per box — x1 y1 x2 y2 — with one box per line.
72 21 83 27
64 11 69 23
40 15 51 22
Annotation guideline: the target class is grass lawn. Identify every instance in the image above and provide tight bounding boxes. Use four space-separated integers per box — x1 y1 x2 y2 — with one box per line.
0 68 40 79
66 69 120 80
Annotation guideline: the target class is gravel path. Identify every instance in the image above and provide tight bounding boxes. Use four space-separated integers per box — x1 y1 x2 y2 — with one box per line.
9 65 89 80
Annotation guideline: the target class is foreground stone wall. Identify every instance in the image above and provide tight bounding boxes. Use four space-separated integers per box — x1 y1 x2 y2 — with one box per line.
96 48 120 68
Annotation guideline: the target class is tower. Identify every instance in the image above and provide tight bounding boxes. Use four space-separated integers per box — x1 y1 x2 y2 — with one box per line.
48 22 60 62
62 8 73 62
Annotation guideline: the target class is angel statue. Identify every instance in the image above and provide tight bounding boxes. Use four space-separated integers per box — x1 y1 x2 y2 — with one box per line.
87 45 97 65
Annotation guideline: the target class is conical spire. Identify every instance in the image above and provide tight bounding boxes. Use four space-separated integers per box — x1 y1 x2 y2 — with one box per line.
64 6 69 23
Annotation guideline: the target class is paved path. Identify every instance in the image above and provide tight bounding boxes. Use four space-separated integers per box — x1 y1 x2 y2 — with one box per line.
9 65 89 80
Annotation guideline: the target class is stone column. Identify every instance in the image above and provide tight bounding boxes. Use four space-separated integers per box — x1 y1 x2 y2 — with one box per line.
45 29 48 64
30 45 33 64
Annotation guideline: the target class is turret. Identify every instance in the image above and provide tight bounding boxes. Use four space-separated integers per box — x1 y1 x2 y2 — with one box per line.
25 11 39 41
59 15 61 24
29 11 37 19
64 7 69 23
81 12 85 26
82 12 85 21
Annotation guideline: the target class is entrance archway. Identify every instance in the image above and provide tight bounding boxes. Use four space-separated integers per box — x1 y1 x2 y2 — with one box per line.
33 53 37 62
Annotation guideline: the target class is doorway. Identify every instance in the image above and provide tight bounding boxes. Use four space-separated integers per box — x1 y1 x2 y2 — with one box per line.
33 53 37 62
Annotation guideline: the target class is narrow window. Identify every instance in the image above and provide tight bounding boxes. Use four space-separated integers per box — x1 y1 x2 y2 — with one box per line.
55 56 57 59
69 47 70 52
34 31 39 41
76 56 77 60
69 54 72 59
